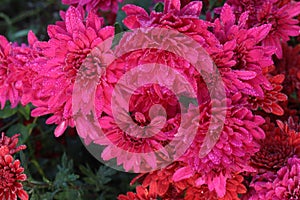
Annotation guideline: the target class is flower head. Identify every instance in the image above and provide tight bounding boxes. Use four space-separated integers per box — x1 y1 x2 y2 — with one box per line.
0 31 42 109
0 36 20 109
250 119 300 174
212 4 275 97
227 0 300 58
97 83 181 172
30 7 114 137
122 0 220 50
249 157 300 200
0 154 28 200
174 93 265 197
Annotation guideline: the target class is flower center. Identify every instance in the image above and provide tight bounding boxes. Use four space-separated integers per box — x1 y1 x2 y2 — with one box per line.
251 141 294 172
0 168 13 187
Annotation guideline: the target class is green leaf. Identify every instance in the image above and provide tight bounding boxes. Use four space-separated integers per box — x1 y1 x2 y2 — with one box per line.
114 22 123 35
53 153 79 189
18 104 31 120
6 123 31 143
116 10 127 29
79 165 116 192
154 2 164 12
0 103 17 118
13 29 31 39
55 189 82 200
179 95 198 107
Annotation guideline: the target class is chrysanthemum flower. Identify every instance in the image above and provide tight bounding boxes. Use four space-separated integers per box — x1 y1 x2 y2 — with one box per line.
0 36 20 109
117 2 270 194
251 118 300 174
131 161 247 199
248 157 300 200
62 0 123 13
92 22 208 172
0 31 44 109
0 133 26 155
98 83 182 172
0 154 28 200
122 0 220 51
249 65 287 116
9 31 44 106
227 0 300 58
174 93 264 197
30 7 114 137
212 4 275 97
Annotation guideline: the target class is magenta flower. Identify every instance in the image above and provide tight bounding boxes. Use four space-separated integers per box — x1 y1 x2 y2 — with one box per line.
249 157 300 200
0 31 43 109
62 0 123 13
0 36 20 109
227 0 300 58
97 83 181 172
174 93 265 197
10 31 44 106
122 0 220 50
30 7 114 137
212 4 275 97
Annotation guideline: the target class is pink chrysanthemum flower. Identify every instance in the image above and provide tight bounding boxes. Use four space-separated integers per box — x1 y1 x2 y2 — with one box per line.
62 0 123 13
115 1 267 193
0 31 43 109
248 157 300 200
212 4 275 97
0 36 20 109
98 83 181 172
31 7 114 137
174 93 265 197
227 0 300 58
92 23 209 172
9 31 44 106
122 0 220 51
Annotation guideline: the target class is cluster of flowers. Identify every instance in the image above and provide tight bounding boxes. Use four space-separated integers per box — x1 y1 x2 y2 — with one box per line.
0 0 300 199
